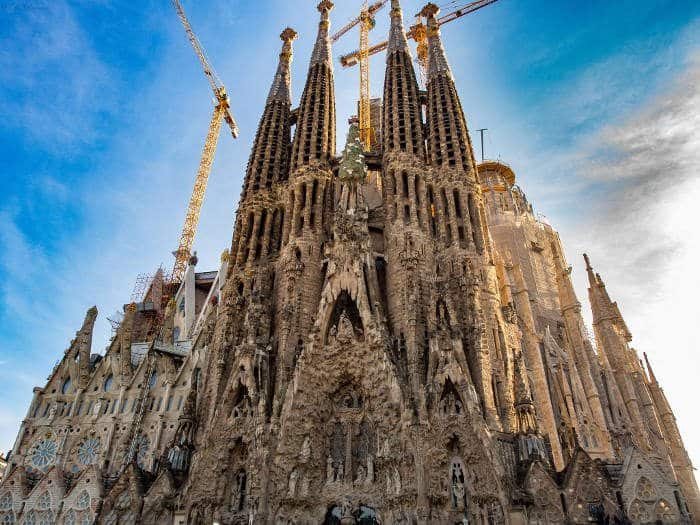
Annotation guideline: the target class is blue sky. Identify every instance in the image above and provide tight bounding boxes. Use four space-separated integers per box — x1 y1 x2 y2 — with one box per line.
1 0 699 470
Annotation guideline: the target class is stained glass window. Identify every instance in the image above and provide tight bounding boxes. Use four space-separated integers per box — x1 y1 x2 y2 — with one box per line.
24 511 36 525
0 513 14 525
135 435 151 471
0 493 11 511
148 372 157 390
103 375 113 392
38 512 54 525
76 491 90 510
64 510 77 525
115 491 131 510
77 437 100 465
62 378 72 395
30 440 57 470
37 492 51 510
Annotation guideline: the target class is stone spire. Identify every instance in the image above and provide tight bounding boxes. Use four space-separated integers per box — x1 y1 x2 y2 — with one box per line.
119 303 136 386
643 351 658 384
77 306 98 389
422 2 477 177
584 253 631 338
240 28 297 198
382 0 424 157
290 1 336 172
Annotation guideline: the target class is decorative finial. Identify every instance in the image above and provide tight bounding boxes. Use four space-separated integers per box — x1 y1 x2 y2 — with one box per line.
126 302 137 313
279 28 297 59
280 27 298 43
583 253 592 270
318 0 334 13
220 249 230 263
421 2 440 19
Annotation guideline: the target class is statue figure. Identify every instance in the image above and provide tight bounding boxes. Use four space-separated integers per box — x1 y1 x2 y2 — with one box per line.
300 436 311 463
47 404 57 423
326 455 333 482
393 467 402 495
355 465 366 484
287 468 299 497
92 399 102 418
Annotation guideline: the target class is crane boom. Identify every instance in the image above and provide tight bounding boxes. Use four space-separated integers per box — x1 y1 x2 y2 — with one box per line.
338 0 498 73
172 0 239 139
331 0 387 43
169 0 239 283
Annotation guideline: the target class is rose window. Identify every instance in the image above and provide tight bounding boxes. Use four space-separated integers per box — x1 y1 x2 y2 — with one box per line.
30 439 57 470
77 437 100 465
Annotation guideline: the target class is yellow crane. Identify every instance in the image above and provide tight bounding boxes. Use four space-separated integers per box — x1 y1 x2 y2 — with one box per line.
332 0 388 150
170 0 239 283
340 0 499 85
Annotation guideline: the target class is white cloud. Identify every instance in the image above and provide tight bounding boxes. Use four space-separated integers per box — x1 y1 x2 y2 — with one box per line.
560 51 700 472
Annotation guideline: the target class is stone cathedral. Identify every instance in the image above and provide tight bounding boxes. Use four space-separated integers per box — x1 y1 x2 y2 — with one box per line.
1 1 698 524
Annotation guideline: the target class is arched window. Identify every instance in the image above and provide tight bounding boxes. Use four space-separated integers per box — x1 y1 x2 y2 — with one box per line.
37 492 51 510
323 506 342 525
76 490 90 510
450 460 469 511
103 374 113 392
230 469 247 512
64 510 77 525
61 378 72 395
0 493 11 511
148 371 157 390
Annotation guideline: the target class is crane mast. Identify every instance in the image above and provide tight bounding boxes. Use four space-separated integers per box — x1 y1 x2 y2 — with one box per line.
332 0 387 151
169 0 239 283
339 0 499 84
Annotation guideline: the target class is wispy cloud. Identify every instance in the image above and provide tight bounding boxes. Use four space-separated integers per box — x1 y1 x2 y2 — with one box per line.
559 50 700 469
0 0 118 150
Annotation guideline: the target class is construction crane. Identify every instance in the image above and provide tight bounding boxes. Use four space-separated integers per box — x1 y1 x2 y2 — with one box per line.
340 0 498 85
332 0 388 150
170 0 239 283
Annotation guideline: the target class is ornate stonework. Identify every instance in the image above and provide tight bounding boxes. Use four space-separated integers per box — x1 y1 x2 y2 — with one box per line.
2 1 698 523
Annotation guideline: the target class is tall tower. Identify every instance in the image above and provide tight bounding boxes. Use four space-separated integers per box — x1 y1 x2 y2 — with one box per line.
381 0 431 419
273 0 337 417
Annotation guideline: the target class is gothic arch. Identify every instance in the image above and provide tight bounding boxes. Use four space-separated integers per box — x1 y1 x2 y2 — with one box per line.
323 290 364 345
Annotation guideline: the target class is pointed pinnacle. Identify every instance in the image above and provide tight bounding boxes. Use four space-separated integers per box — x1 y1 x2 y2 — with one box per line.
643 352 658 384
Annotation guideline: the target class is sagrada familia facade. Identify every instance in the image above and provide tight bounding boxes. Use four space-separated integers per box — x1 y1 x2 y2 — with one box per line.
1 1 698 523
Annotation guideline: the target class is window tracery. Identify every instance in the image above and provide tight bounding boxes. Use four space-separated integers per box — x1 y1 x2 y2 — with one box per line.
230 469 247 512
77 436 100 466
231 383 252 420
0 513 14 525
439 379 463 416
64 509 77 525
0 493 10 511
628 498 650 522
635 476 657 502
654 499 676 523
76 491 90 510
28 437 58 471
133 434 151 471
37 492 51 510
450 460 469 511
